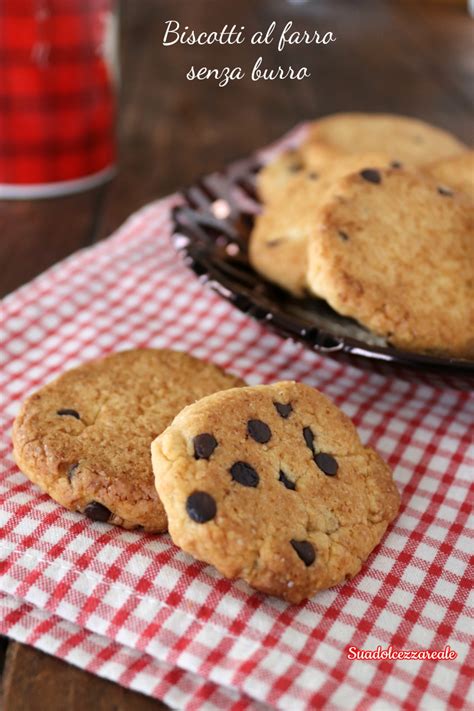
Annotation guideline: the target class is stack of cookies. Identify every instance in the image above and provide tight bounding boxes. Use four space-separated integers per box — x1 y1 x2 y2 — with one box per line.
12 348 400 603
250 113 474 359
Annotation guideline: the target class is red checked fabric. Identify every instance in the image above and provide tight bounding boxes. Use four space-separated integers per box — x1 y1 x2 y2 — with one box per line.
0 0 115 185
1 196 473 711
0 593 264 710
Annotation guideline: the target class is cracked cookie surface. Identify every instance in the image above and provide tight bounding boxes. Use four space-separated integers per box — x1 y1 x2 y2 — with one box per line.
151 382 400 603
12 349 244 532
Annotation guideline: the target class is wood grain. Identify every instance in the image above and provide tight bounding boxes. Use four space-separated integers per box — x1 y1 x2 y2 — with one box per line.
0 188 105 298
2 643 165 711
0 0 472 707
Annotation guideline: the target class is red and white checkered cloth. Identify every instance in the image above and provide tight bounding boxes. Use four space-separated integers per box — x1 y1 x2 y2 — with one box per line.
1 196 473 710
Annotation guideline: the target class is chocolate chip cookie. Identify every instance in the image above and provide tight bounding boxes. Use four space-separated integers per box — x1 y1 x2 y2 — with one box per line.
12 349 244 531
306 167 474 357
257 114 466 208
250 152 395 295
152 382 400 603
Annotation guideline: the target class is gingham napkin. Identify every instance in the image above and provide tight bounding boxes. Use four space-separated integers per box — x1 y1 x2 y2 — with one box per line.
1 196 473 711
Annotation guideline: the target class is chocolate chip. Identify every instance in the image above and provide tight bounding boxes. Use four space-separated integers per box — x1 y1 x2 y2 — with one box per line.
67 463 79 482
315 452 338 476
279 470 296 490
193 433 217 460
84 501 111 523
247 419 271 444
308 172 319 180
291 539 316 566
303 426 315 454
230 461 259 487
186 491 217 523
266 239 284 248
57 409 80 419
390 161 403 169
360 168 381 184
438 185 454 197
338 230 349 242
274 401 293 419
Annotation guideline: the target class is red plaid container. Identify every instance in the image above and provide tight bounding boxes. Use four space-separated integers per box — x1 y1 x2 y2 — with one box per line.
0 0 117 198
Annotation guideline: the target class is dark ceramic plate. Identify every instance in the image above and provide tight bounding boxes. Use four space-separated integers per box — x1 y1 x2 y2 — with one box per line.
171 156 474 391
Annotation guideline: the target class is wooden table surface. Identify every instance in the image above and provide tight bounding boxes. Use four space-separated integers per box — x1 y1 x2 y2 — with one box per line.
1 0 472 708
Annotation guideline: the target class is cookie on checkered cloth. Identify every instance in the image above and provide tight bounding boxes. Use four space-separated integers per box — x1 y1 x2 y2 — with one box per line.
12 349 244 532
152 381 400 604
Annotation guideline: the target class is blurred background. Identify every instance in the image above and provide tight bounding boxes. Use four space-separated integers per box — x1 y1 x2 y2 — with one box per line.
0 0 473 294
112 0 473 220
